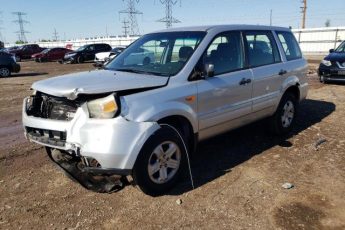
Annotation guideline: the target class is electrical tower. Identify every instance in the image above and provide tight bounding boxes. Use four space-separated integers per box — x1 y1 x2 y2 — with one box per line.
53 28 59 41
119 0 142 36
12 12 29 43
157 0 181 28
122 19 130 36
300 0 307 29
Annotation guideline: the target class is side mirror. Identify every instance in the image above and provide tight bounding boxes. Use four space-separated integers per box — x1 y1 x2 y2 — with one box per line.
205 64 214 78
329 49 335 53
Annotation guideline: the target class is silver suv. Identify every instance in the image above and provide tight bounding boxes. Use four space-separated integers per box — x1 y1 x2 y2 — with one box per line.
22 25 308 195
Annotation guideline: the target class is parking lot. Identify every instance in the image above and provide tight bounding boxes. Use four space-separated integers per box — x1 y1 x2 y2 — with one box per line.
0 60 344 229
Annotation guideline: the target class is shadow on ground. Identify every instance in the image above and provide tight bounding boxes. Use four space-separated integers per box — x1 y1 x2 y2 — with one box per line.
168 99 335 195
11 72 48 77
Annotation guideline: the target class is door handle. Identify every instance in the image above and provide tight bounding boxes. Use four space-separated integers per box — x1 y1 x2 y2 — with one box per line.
239 78 252 85
279 69 287 75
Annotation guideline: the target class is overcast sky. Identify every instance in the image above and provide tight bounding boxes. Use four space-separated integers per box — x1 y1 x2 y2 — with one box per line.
1 0 344 43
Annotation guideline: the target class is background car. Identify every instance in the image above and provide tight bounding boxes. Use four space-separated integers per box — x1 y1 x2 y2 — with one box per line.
94 47 125 67
318 41 345 83
0 51 20 77
123 48 155 65
32 48 73 62
9 44 45 62
61 43 112 64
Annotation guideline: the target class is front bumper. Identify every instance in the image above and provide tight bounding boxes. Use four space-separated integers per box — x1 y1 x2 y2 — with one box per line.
22 97 160 171
318 64 345 81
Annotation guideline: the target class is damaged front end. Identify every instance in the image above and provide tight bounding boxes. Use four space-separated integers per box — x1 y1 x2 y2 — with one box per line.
46 148 129 193
23 91 160 193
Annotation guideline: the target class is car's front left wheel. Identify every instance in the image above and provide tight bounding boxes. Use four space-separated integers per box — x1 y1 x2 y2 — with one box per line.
0 67 11 77
133 126 186 196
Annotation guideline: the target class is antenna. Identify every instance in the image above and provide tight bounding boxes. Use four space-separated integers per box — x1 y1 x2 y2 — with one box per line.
119 0 142 36
157 0 181 28
12 12 29 43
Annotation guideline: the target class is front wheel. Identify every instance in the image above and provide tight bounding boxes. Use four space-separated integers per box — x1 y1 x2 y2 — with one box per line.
269 92 298 135
77 56 84 64
133 126 186 196
0 67 11 77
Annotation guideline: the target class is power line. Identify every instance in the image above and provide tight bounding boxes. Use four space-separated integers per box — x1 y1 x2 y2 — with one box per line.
157 0 181 28
119 0 142 36
300 0 307 28
12 12 29 43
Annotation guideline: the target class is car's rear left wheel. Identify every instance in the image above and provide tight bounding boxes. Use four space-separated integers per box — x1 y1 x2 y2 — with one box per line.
133 126 186 196
0 67 10 77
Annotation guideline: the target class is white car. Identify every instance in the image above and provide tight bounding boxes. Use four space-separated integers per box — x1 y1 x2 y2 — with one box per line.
94 47 125 62
22 25 308 196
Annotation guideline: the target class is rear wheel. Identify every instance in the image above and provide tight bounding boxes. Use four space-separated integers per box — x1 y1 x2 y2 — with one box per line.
0 67 10 77
77 56 84 64
269 92 298 135
133 126 186 196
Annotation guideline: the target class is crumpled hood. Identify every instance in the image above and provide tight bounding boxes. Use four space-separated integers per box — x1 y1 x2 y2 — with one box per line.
31 69 168 99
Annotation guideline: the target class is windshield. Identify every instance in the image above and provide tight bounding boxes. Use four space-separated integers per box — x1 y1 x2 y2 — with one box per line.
42 49 51 54
335 41 345 53
76 45 87 51
105 31 206 76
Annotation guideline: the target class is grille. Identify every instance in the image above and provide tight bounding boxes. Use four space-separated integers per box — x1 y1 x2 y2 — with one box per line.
26 127 66 147
27 93 78 121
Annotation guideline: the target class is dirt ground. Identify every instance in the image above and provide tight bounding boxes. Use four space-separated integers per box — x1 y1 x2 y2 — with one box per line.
0 60 344 230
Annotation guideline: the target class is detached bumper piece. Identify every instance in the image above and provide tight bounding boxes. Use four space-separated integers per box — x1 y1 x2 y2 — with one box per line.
46 148 130 193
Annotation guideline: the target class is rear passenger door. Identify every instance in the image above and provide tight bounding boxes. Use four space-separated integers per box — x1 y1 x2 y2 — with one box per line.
244 30 285 115
197 31 253 137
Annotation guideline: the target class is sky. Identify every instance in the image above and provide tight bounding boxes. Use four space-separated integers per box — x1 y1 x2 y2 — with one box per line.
1 0 344 43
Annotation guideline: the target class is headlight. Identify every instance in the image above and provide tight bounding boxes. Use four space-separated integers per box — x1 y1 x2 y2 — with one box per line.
321 60 332 66
87 94 118 119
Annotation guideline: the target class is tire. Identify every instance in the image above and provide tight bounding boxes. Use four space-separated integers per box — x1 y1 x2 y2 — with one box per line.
269 92 298 135
133 126 187 196
77 56 84 64
319 75 327 84
0 67 11 77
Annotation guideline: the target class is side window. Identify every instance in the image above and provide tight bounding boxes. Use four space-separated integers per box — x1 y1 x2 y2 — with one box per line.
276 31 302 61
245 31 281 67
204 31 244 75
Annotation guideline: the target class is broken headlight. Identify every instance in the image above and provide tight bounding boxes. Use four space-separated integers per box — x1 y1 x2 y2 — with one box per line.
87 94 119 119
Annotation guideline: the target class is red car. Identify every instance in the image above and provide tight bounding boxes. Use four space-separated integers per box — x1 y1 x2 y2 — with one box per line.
32 47 73 62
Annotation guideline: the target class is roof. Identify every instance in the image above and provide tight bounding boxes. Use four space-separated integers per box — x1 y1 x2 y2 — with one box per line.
153 24 291 33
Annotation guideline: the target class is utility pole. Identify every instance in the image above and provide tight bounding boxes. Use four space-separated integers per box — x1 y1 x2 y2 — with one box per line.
119 0 142 36
12 12 29 43
121 19 130 36
300 0 307 29
270 9 273 26
157 0 181 28
53 28 59 41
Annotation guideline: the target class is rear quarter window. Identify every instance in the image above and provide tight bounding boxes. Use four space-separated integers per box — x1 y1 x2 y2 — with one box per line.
276 31 302 61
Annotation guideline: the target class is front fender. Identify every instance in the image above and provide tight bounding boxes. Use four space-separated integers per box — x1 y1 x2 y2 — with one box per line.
127 101 198 133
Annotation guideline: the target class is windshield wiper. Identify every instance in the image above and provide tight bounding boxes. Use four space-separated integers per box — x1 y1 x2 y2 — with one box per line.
115 68 168 76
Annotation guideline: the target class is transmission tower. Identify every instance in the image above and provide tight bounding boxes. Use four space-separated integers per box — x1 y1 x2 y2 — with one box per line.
157 0 181 28
53 28 59 41
119 0 142 36
300 0 307 29
12 12 29 43
122 19 130 36
0 12 3 42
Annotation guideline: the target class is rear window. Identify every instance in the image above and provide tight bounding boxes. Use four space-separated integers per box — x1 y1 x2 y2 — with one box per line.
276 31 302 61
